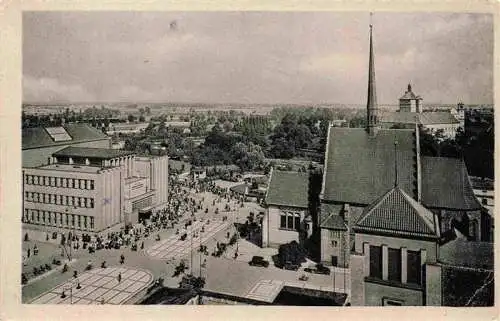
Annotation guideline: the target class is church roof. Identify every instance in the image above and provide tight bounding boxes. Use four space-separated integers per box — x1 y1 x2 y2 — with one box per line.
22 123 109 150
321 127 418 205
265 170 309 209
421 156 481 210
419 112 460 125
354 186 439 239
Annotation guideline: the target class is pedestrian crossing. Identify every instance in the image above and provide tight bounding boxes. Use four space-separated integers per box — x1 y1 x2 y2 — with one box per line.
146 219 230 260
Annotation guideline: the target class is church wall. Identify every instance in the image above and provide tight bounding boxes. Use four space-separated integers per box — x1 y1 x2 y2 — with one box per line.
354 233 438 263
320 228 349 267
364 280 424 306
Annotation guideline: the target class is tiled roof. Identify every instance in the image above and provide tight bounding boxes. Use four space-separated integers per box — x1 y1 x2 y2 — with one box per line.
319 203 345 230
22 123 109 150
419 112 460 125
265 170 309 208
421 156 482 210
381 112 460 125
53 146 135 159
354 186 438 238
322 127 417 205
439 239 493 269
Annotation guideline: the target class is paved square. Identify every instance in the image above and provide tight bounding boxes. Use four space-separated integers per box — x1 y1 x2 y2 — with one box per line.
146 219 230 260
30 267 153 305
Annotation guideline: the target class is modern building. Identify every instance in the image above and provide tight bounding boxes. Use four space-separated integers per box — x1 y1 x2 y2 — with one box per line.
262 168 312 248
22 124 111 168
22 124 168 233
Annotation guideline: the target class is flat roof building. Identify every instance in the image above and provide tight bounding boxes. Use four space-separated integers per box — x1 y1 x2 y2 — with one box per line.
22 125 168 234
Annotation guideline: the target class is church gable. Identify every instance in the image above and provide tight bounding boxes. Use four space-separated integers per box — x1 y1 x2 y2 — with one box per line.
354 186 438 239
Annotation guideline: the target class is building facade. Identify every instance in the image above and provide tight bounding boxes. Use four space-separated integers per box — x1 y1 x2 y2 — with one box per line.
22 124 169 233
262 169 312 248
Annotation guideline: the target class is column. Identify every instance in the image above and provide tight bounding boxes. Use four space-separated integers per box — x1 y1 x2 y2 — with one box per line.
363 243 370 277
382 244 388 280
401 247 408 283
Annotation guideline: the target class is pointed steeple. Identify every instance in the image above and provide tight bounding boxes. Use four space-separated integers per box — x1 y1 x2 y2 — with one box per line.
394 140 399 187
366 15 379 136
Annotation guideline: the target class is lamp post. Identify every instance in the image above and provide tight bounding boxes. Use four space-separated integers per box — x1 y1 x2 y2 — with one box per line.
61 278 79 304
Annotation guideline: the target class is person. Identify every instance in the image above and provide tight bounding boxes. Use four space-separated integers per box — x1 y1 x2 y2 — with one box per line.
120 254 125 264
27 248 30 258
118 272 122 283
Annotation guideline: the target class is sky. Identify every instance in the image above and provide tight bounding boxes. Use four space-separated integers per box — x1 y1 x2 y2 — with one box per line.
23 12 493 105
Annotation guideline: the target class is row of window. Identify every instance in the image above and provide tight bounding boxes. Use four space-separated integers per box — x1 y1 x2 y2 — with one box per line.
369 245 421 285
25 192 94 208
23 209 95 230
280 211 301 230
25 175 95 190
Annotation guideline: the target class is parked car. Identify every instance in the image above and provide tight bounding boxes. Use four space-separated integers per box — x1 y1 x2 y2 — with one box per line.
248 256 269 268
304 263 331 275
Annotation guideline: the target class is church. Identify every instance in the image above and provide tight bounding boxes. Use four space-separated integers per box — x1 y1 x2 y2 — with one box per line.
261 20 493 306
318 22 492 306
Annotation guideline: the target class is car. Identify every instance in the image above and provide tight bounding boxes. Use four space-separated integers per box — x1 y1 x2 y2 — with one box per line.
248 256 269 268
315 263 330 275
304 263 331 275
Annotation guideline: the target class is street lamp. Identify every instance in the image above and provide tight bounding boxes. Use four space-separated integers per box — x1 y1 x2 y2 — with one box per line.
61 278 80 304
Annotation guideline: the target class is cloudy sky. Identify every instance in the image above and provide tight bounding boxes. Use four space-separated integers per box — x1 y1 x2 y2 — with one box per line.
23 12 493 105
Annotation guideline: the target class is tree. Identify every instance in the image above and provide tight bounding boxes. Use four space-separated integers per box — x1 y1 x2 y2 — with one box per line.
138 115 145 122
128 114 137 123
232 142 265 172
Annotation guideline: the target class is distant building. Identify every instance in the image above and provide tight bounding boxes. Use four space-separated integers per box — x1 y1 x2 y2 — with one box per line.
399 83 423 113
22 124 169 233
381 85 462 138
262 169 312 248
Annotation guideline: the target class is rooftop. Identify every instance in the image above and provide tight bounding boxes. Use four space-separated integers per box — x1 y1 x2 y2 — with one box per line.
322 127 417 205
322 126 480 210
439 239 494 269
421 156 481 210
354 186 439 239
38 163 102 174
265 170 309 209
22 123 109 150
381 111 460 125
53 146 135 160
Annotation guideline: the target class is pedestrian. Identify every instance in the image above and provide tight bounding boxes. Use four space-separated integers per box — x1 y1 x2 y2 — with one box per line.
27 248 30 258
118 272 122 283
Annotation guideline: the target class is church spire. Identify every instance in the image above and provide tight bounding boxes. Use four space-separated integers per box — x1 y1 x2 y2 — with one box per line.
366 14 379 136
394 140 399 187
